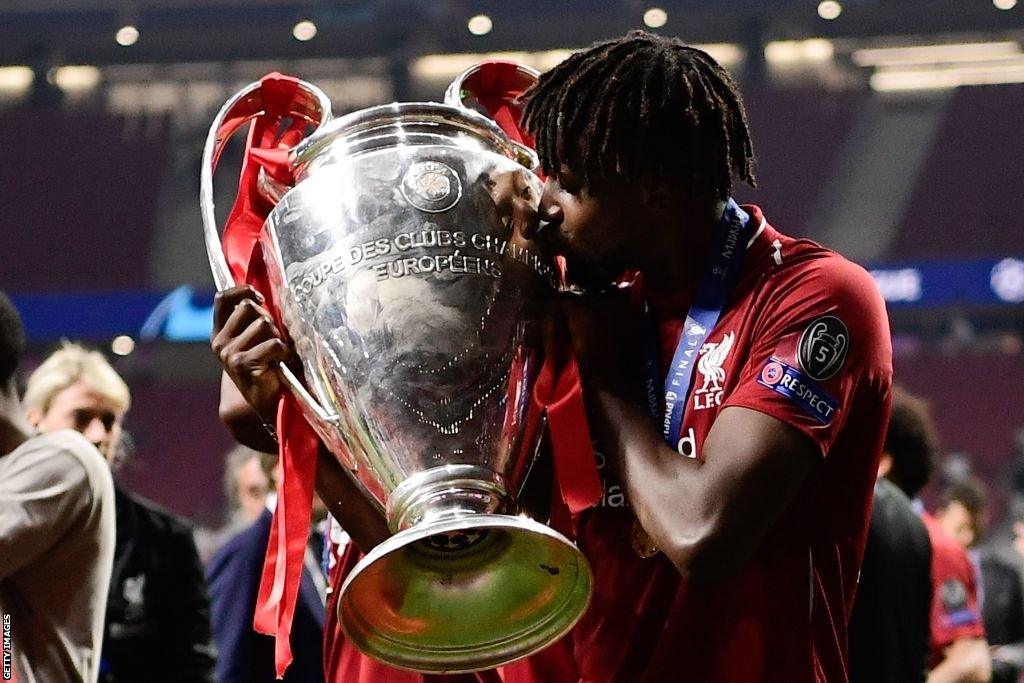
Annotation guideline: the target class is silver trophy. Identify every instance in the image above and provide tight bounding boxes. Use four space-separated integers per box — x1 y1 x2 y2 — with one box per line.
201 67 592 673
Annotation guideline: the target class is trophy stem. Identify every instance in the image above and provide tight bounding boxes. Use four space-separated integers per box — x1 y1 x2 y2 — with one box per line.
386 465 509 534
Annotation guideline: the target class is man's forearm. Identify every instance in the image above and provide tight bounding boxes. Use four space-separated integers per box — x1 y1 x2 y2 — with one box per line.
219 373 278 452
588 387 709 576
587 387 817 582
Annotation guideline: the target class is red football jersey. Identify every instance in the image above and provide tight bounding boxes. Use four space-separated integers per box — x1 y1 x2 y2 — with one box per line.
920 512 986 669
323 206 893 683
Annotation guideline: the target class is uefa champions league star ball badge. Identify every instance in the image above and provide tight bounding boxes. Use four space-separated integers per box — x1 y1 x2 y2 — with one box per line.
797 315 849 382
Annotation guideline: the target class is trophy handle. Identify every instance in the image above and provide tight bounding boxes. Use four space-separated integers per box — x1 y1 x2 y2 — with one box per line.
200 78 338 420
444 61 541 171
200 78 333 291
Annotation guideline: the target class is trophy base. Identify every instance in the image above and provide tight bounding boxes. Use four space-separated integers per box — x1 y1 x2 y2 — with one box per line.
338 513 592 674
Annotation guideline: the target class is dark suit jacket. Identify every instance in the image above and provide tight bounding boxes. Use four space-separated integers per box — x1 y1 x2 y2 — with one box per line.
980 550 1024 683
101 486 216 682
849 478 933 683
981 551 1024 646
206 509 326 683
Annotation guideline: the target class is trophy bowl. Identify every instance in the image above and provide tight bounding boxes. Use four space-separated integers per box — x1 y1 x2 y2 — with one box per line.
202 79 592 673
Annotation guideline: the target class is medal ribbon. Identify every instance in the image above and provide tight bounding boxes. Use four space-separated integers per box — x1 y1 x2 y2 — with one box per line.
657 200 751 450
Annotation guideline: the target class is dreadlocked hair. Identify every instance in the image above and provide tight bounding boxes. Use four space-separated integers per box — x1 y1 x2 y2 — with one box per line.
521 30 755 200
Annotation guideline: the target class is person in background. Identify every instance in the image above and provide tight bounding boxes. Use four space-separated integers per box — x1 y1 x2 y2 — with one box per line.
849 391 933 683
937 480 1024 683
206 453 327 683
195 445 273 563
0 292 115 682
24 342 216 682
225 445 272 525
880 387 991 683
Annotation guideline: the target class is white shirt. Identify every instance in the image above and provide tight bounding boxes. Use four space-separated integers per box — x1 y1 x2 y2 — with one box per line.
0 430 116 682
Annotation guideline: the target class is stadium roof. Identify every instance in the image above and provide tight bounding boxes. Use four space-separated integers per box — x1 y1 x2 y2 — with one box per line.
1 0 1022 67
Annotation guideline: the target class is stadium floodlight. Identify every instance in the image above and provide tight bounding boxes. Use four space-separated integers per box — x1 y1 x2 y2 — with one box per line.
0 67 33 94
293 20 317 42
52 66 101 92
871 60 1024 91
817 1 842 20
644 8 669 28
853 41 1020 67
765 39 835 65
111 335 136 356
467 15 493 36
115 25 139 47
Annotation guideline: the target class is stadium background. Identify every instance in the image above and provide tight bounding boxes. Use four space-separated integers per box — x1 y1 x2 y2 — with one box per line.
0 0 1021 541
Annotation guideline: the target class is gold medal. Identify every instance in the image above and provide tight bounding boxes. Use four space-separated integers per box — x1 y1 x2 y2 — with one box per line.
631 519 660 559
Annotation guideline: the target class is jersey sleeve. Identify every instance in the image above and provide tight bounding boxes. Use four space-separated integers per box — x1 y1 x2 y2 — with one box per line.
0 441 92 579
930 539 986 650
723 256 892 457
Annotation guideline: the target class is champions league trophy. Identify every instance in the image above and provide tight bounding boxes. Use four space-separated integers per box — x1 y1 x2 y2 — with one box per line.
200 65 592 672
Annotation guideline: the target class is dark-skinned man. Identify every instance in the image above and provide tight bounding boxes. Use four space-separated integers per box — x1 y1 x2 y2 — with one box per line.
212 31 892 682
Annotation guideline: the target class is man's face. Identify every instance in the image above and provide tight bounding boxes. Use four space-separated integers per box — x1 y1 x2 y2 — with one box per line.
30 380 125 464
938 500 978 549
537 169 641 290
235 457 270 523
1013 522 1024 558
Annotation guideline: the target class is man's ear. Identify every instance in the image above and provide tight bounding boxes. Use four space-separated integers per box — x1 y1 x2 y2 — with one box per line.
25 405 43 428
877 452 893 480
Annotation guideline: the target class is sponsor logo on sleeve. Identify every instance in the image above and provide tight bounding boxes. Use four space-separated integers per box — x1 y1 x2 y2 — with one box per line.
757 358 838 424
797 315 849 381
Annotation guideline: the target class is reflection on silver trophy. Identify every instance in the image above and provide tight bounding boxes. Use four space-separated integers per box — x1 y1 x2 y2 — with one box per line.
201 64 592 673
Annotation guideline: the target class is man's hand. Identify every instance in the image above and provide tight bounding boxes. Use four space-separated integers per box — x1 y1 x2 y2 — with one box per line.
211 285 290 423
927 637 992 683
211 286 390 551
559 288 648 403
562 288 819 582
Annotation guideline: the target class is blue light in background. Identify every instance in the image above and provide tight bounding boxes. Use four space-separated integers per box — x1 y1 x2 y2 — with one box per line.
13 286 214 343
139 286 215 341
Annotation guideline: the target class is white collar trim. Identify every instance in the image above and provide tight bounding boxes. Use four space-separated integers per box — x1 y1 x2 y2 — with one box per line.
747 215 768 249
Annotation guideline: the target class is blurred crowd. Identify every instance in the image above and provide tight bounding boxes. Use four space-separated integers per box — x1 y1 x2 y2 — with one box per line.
0 293 335 682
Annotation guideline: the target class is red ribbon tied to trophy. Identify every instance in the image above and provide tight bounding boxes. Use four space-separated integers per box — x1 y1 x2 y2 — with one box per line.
219 72 320 678
220 66 601 678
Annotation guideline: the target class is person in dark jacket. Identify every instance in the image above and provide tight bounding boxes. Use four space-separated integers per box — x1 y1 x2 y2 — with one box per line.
866 387 990 681
206 453 326 683
980 553 1024 683
849 476 933 683
24 342 216 682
